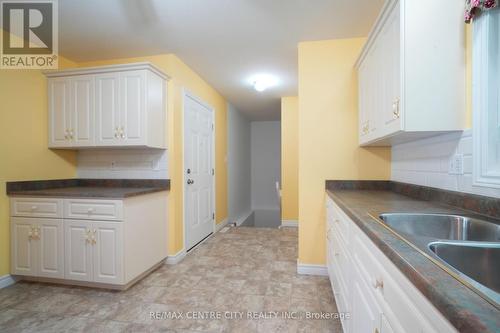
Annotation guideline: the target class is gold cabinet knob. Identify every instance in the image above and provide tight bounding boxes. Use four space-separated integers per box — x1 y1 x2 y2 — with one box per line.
372 277 384 289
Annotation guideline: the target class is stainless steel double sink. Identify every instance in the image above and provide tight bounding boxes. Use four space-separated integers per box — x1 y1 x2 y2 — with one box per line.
372 212 500 307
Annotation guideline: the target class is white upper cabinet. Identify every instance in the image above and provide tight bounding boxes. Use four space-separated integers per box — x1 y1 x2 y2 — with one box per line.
46 62 169 149
71 75 95 147
473 8 500 188
356 0 466 146
95 73 121 146
119 70 146 146
48 78 71 147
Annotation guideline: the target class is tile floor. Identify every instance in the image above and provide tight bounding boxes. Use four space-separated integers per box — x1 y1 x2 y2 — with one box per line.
0 227 342 333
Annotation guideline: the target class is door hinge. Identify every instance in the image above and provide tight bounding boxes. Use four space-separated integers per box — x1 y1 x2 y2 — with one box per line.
211 168 214 176
212 213 215 220
212 123 214 131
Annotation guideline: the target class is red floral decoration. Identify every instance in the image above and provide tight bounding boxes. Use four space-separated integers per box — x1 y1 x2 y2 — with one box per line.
465 0 498 23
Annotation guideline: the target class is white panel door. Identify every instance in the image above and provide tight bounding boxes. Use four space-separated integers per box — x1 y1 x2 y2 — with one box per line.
184 94 214 250
64 219 93 281
92 222 124 284
95 73 121 146
120 70 146 145
48 78 71 147
71 75 95 146
10 218 37 276
37 219 64 279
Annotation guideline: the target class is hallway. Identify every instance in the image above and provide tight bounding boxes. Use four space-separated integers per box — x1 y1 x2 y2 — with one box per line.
0 227 341 333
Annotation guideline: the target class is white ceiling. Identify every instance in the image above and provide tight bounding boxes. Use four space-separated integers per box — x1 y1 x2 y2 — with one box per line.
59 0 383 120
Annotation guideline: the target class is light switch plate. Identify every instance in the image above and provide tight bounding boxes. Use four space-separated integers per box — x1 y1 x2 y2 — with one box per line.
449 154 464 175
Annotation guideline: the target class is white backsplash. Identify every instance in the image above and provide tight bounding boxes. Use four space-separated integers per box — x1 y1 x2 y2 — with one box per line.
77 149 169 179
391 129 500 198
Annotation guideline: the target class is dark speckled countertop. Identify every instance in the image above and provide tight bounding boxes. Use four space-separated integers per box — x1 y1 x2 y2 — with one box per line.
326 181 500 333
6 179 170 199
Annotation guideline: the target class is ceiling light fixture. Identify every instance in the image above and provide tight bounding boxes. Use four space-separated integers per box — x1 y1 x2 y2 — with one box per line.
249 74 279 92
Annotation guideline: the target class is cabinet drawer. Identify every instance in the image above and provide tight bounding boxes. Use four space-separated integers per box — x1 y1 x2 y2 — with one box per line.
331 230 351 294
11 198 63 218
327 251 350 319
64 199 123 221
352 232 385 290
330 200 350 245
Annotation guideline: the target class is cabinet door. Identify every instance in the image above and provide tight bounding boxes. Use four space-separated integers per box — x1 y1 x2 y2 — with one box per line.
64 219 93 281
95 73 121 146
358 60 369 142
360 45 380 143
351 267 382 333
92 222 124 284
37 219 64 279
10 218 37 276
120 70 146 145
380 1 402 136
370 39 383 140
71 75 95 147
48 78 72 148
381 314 395 333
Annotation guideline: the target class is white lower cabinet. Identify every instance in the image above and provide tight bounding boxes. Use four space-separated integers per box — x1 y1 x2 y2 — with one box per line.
65 220 124 284
11 218 37 277
380 315 395 333
10 193 168 289
92 222 123 284
65 219 93 281
38 219 65 279
325 197 457 333
351 267 381 333
11 217 64 279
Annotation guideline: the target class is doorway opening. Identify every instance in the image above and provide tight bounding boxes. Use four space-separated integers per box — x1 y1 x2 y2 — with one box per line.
227 102 281 228
243 121 281 228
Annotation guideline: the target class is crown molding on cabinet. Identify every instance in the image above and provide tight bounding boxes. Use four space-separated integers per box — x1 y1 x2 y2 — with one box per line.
43 62 171 81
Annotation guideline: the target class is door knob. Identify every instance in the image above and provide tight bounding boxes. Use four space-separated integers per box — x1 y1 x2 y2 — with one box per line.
187 179 194 185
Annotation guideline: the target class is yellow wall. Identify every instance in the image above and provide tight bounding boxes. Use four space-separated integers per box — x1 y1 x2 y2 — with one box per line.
77 54 228 255
0 57 78 276
281 97 299 221
297 38 391 265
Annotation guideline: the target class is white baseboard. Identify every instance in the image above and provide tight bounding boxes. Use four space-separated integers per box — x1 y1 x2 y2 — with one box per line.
297 262 328 276
215 218 229 232
0 274 17 289
281 219 298 227
165 249 186 265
